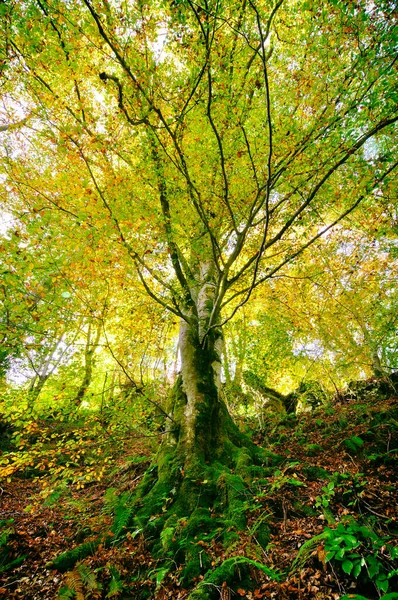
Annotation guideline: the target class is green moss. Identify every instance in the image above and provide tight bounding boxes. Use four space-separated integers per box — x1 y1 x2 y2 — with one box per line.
293 501 318 517
248 465 270 478
185 508 221 538
222 529 240 551
215 472 248 529
302 465 331 480
134 466 158 498
136 480 174 522
256 448 285 467
46 540 100 572
234 447 253 481
181 543 212 587
175 507 222 586
304 443 324 456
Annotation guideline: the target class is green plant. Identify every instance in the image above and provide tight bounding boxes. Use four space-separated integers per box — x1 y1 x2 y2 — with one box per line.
102 488 133 540
0 519 26 573
315 472 368 514
333 472 367 508
148 565 170 590
191 556 281 599
324 519 398 594
315 481 335 509
341 594 398 600
106 566 126 598
290 532 328 574
304 442 323 456
264 463 306 495
58 560 101 599
58 587 75 600
344 435 365 454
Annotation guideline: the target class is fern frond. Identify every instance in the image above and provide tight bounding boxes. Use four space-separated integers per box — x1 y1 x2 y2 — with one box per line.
102 488 118 515
76 561 99 592
58 585 75 600
112 503 132 539
106 566 125 598
65 567 85 600
289 532 328 573
102 489 133 539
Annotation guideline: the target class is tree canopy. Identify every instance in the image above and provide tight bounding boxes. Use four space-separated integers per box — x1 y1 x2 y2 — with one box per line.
1 0 397 392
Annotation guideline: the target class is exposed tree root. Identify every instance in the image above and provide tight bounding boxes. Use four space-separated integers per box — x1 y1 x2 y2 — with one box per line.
48 377 284 597
128 378 283 596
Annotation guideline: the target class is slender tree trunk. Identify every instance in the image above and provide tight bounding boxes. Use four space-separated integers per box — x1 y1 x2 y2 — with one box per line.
74 320 101 407
28 373 49 406
27 332 65 409
371 349 385 379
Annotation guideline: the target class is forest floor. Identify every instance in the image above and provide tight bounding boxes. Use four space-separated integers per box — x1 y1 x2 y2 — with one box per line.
1 389 397 600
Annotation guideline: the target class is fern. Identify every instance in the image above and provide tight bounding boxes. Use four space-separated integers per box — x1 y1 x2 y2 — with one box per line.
57 561 99 599
65 567 85 600
106 566 125 598
112 501 132 539
76 561 100 592
289 532 328 573
102 488 133 539
58 586 75 600
102 488 118 515
193 555 281 598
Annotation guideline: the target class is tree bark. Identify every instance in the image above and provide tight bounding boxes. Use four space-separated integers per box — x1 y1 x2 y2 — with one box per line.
131 263 280 590
74 320 101 407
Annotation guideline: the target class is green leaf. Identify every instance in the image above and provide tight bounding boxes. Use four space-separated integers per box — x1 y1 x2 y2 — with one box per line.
342 559 354 574
353 561 363 578
340 596 370 600
367 556 381 578
343 534 360 547
377 577 389 593
155 567 169 588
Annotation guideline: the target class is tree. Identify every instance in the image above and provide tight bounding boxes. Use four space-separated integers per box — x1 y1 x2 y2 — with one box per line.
2 0 397 580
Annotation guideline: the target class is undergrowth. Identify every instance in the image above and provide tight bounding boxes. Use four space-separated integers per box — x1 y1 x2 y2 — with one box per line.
0 384 397 599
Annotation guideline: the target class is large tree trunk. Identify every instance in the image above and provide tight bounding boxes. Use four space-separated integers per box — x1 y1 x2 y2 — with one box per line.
132 319 278 594
128 260 281 594
175 318 223 461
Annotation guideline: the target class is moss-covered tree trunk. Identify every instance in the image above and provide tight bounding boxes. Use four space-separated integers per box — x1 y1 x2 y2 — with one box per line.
74 320 101 407
132 263 277 593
